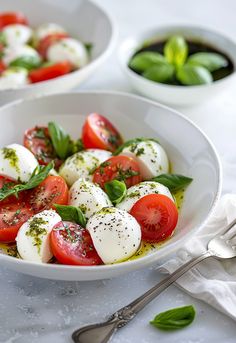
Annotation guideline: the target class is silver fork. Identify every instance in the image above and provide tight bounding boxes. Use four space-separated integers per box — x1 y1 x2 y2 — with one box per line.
72 218 236 343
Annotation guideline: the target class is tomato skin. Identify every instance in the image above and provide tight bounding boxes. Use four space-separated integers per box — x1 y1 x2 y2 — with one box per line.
0 203 33 243
27 176 68 213
93 155 142 189
0 12 28 29
82 113 123 152
37 33 69 59
29 61 72 83
50 221 102 266
130 194 178 243
0 60 6 74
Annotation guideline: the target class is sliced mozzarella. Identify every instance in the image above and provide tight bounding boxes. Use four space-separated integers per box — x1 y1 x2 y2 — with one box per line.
0 143 38 182
119 140 169 180
87 207 141 264
47 38 88 68
2 24 33 47
35 23 67 41
59 149 111 186
69 179 112 219
2 45 41 66
16 210 61 263
0 67 28 90
117 181 174 212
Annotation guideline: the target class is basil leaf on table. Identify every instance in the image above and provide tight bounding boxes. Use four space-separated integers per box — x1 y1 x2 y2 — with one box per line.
176 65 213 85
104 180 127 205
152 173 193 192
143 63 175 83
187 52 228 72
150 305 196 331
0 161 53 201
10 55 41 71
54 204 87 227
164 35 188 67
129 51 167 73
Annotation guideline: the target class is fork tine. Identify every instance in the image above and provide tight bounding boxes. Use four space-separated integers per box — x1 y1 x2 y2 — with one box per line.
220 218 236 239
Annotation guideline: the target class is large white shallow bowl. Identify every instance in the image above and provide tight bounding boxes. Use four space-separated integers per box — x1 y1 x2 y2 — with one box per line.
0 91 221 280
119 26 236 106
0 0 115 106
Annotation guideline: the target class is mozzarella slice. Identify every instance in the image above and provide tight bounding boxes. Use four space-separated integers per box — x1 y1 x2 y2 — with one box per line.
0 143 38 182
2 24 33 47
35 23 67 41
117 181 174 212
69 179 112 219
16 210 61 263
59 149 112 186
2 45 41 66
86 207 141 264
119 140 169 180
0 68 28 90
47 38 88 68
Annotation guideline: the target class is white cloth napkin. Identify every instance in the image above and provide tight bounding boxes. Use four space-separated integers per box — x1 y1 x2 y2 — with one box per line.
158 194 236 320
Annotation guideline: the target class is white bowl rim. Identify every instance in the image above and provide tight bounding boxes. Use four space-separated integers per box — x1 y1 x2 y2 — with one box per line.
0 90 222 273
119 24 236 90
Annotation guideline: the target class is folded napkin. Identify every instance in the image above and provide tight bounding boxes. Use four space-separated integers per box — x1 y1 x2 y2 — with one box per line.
158 194 236 320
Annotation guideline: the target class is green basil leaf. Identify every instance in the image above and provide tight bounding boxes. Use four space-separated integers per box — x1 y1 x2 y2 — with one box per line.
150 305 196 331
152 173 193 192
176 65 213 85
54 204 86 227
48 121 71 160
0 32 6 45
84 42 93 55
143 63 175 83
129 51 167 73
187 52 228 72
68 138 84 155
104 180 127 204
164 35 188 67
10 55 41 71
113 138 160 156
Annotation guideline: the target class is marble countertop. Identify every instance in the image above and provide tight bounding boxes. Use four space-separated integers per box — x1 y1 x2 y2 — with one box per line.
1 0 236 342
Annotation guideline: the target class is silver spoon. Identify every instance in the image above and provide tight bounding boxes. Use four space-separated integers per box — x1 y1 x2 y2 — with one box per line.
72 218 236 343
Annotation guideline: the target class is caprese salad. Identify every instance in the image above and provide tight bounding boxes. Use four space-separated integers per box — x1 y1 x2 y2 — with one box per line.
0 113 192 266
0 11 89 89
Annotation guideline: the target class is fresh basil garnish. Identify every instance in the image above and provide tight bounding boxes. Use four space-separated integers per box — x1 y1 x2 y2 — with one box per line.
104 180 127 205
143 63 175 83
0 161 53 201
152 173 193 192
113 138 160 156
164 35 188 67
129 51 167 73
9 55 41 71
54 204 86 227
187 52 228 72
150 305 196 331
176 64 213 85
84 42 93 55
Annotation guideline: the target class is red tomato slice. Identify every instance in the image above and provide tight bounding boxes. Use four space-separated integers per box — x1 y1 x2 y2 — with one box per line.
27 176 68 213
0 12 28 29
0 203 33 243
24 126 62 167
82 113 123 152
0 60 6 74
50 221 102 266
130 194 178 243
29 61 72 83
37 33 69 59
93 155 142 189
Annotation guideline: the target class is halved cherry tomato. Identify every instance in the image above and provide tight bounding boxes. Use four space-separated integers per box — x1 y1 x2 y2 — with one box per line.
0 12 28 29
24 126 61 167
0 203 33 242
27 176 68 213
93 155 142 189
0 60 6 74
82 113 123 152
28 61 72 83
50 221 102 265
130 194 178 243
37 33 69 59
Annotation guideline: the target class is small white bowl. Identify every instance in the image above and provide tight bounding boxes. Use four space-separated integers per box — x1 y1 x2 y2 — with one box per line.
0 91 222 280
119 25 236 106
0 0 116 106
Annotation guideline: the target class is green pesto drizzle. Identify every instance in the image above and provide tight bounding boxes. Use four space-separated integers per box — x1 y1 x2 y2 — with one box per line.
2 147 20 173
25 217 48 254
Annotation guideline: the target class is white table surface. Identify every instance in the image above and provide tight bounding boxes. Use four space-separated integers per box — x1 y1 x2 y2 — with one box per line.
1 0 236 342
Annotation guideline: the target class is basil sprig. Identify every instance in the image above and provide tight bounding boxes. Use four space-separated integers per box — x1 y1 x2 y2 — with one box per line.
164 35 188 67
104 180 127 205
0 162 53 201
54 204 86 227
152 173 193 192
187 52 228 72
176 64 213 85
10 56 41 71
150 305 196 331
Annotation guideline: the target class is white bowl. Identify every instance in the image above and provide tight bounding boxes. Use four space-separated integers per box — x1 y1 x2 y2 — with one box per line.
0 91 221 280
0 0 116 106
119 25 236 106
